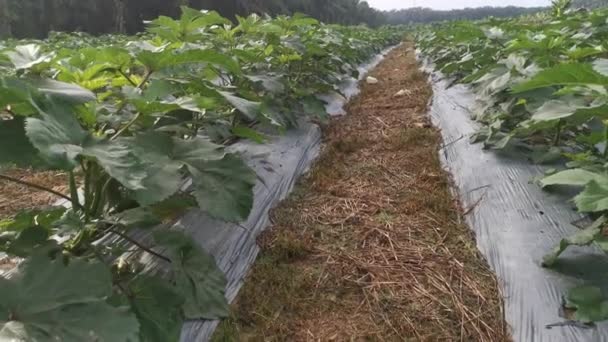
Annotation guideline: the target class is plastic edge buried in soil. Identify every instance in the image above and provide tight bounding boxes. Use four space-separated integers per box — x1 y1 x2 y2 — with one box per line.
416 53 608 342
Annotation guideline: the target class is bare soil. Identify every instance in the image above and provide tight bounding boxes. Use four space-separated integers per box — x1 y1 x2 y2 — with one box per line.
213 43 509 341
0 168 69 218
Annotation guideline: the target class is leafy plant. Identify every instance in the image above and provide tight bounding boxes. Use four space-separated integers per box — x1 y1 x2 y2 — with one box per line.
0 7 403 341
417 5 608 323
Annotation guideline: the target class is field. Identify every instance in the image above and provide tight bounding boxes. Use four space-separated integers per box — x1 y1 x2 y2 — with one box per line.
0 8 402 341
417 0 608 324
3 1 608 341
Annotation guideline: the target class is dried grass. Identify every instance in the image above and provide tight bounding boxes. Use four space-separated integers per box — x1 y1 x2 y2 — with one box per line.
0 168 69 218
214 44 509 342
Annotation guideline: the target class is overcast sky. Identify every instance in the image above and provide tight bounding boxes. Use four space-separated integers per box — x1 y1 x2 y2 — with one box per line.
366 0 551 11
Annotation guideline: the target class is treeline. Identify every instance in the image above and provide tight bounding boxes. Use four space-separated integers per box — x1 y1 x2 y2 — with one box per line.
573 0 608 8
0 0 385 38
0 0 549 39
385 6 545 24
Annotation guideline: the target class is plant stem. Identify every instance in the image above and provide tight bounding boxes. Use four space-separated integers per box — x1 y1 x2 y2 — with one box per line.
82 161 91 220
137 69 153 89
90 176 111 216
108 228 172 263
603 124 608 159
553 119 563 146
68 171 80 211
110 112 141 140
118 69 137 87
0 173 76 204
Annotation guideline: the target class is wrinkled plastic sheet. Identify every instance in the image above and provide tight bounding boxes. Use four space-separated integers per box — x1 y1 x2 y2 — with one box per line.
172 45 396 341
423 61 608 341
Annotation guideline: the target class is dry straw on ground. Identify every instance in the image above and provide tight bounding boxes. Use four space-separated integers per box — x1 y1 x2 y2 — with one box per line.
220 43 507 341
0 168 69 218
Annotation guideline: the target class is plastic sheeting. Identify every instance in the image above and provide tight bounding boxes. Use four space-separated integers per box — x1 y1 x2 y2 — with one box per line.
423 62 608 341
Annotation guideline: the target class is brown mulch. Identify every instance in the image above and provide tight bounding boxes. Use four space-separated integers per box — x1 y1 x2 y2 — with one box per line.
0 168 69 218
214 43 509 341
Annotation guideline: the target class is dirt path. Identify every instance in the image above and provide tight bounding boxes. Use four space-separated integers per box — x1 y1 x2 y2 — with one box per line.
213 43 509 341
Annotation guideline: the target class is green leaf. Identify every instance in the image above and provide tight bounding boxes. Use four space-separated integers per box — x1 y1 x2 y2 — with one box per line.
0 77 39 115
189 154 256 222
105 207 161 229
130 132 254 221
137 49 240 74
26 100 147 189
34 79 96 104
218 91 260 120
593 58 608 76
180 7 231 30
0 117 44 168
541 169 608 187
512 63 608 93
0 254 139 342
531 100 581 121
2 226 53 257
53 209 85 235
565 286 608 323
153 230 229 319
543 216 606 267
129 276 184 342
245 74 285 93
5 44 52 70
129 132 224 205
231 125 266 143
301 96 329 122
25 100 88 170
0 207 66 232
80 139 147 191
574 180 608 212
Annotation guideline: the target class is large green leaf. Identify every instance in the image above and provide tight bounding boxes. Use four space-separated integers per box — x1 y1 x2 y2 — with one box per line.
542 216 606 267
218 91 260 120
25 100 89 170
592 58 608 76
129 276 184 342
0 117 43 167
129 132 224 205
5 44 52 70
130 132 255 221
531 100 582 121
512 63 608 93
0 254 139 342
189 154 256 222
574 180 608 212
541 169 608 187
137 49 240 74
34 79 96 104
0 78 39 115
153 231 229 319
565 286 608 323
0 208 66 233
26 100 147 189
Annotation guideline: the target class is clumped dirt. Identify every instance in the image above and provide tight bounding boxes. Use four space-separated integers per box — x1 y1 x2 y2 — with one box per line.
214 43 509 341
0 168 69 218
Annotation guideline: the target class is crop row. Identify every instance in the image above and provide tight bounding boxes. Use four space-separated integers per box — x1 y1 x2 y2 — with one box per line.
416 1 608 323
0 7 403 341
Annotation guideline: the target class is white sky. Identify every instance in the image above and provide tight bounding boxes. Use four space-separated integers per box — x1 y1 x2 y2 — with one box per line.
366 0 551 11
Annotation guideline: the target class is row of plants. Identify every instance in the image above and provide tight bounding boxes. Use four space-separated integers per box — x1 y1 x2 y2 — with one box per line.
416 0 608 323
0 7 403 341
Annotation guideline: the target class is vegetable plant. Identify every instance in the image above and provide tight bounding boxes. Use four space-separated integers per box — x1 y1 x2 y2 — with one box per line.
0 7 403 341
417 1 608 324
